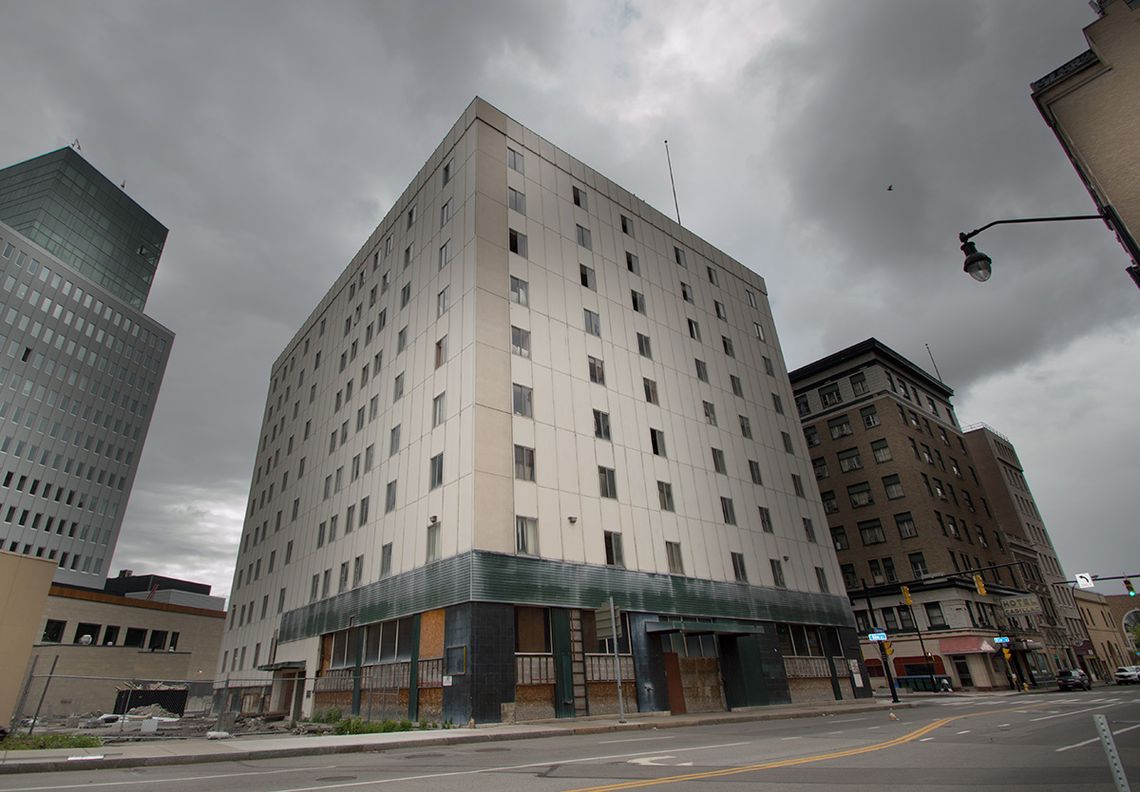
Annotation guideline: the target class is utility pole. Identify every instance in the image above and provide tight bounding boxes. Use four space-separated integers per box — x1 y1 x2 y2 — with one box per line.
862 580 898 704
902 585 938 692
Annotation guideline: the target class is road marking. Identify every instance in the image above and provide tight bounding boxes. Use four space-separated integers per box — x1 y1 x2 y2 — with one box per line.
780 736 803 741
956 730 971 735
829 717 868 724
599 736 677 744
998 723 1011 728
867 726 881 730
919 737 935 742
1031 702 1127 722
627 756 692 767
826 730 844 735
564 717 958 792
0 766 342 791
1057 722 1140 753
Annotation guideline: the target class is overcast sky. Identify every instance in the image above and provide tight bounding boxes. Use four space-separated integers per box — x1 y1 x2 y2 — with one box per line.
1 0 1136 601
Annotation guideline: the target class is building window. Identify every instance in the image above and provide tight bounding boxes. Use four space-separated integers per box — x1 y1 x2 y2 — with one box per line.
803 517 817 543
626 251 640 274
507 146 524 173
804 426 820 447
513 383 533 417
385 480 397 512
429 453 444 489
821 490 838 514
588 355 605 384
435 335 448 368
796 395 810 417
393 372 405 401
674 246 687 267
637 332 652 358
508 187 526 214
397 326 408 353
770 559 787 588
681 282 693 302
572 185 587 209
721 496 737 525
722 336 735 357
516 516 538 555
828 416 853 439
509 229 528 257
511 326 531 358
437 286 450 317
695 359 709 382
924 602 948 629
838 447 863 473
749 459 763 485
580 264 596 290
703 401 717 426
631 290 646 314
439 239 450 269
650 428 666 456
643 377 659 404
883 474 905 499
731 375 744 397
848 481 874 508
514 445 536 481
792 474 805 497
380 543 392 577
782 431 794 453
576 224 592 249
621 215 633 236
831 525 849 550
657 480 675 511
815 567 830 594
604 531 625 566
739 415 752 439
584 309 601 336
426 523 441 563
813 457 829 480
666 541 684 574
390 424 401 456
432 392 447 427
819 384 841 407
850 372 868 395
841 563 858 590
730 552 748 583
872 439 892 463
711 447 727 474
593 409 611 440
759 506 774 533
895 512 918 538
771 393 784 415
509 275 529 306
909 552 928 578
858 519 885 546
687 318 701 341
860 405 879 428
598 466 617 498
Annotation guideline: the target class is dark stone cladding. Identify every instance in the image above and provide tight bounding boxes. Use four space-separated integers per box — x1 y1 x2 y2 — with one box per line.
278 550 855 644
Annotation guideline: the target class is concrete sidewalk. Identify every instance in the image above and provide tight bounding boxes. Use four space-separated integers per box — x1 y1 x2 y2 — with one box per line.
0 698 917 774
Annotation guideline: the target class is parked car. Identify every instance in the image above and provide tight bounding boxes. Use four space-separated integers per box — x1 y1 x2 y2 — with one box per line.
1114 665 1140 685
1057 669 1091 691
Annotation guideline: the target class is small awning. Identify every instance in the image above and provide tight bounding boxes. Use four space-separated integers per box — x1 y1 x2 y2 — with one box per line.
939 637 996 654
258 660 306 671
645 620 766 636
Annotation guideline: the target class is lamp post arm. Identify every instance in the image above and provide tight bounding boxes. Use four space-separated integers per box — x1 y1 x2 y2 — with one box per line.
959 213 1105 244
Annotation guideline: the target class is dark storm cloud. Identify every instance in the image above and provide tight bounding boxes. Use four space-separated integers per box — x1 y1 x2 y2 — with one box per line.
0 0 1134 597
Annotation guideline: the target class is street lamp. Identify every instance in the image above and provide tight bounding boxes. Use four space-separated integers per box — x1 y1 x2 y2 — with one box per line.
958 213 1107 284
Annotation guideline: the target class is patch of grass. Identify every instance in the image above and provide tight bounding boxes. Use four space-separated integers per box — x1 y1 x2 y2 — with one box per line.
333 717 415 735
306 708 342 724
0 734 103 751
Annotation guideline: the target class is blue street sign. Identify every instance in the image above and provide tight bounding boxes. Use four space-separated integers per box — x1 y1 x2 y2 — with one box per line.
993 636 1010 644
868 632 888 642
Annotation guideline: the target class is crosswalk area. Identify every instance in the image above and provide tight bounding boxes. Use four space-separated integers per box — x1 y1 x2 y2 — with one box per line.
935 694 1140 707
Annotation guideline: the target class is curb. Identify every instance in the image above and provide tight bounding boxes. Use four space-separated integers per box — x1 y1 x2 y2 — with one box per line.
0 699 915 775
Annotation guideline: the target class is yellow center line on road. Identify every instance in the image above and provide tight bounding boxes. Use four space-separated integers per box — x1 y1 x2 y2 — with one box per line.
564 702 1048 792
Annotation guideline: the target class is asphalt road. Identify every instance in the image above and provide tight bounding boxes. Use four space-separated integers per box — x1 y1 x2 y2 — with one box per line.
2 690 1139 792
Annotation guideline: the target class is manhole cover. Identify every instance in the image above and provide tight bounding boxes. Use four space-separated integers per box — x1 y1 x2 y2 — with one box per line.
316 777 357 782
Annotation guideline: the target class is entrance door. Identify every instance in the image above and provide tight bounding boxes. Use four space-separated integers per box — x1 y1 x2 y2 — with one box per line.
663 651 686 714
951 655 973 687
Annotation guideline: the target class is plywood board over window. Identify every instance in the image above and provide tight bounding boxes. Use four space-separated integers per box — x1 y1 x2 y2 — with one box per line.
420 608 445 659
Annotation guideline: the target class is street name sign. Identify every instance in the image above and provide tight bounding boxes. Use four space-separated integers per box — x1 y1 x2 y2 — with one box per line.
868 632 888 642
993 636 1010 644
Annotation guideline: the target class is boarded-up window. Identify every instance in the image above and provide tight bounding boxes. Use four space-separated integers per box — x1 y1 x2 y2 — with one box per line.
515 606 551 653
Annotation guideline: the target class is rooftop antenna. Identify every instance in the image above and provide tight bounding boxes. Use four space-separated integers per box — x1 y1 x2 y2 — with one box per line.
664 139 681 225
925 343 943 381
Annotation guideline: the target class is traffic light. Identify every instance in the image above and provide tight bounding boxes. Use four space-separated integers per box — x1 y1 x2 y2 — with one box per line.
901 585 912 606
883 640 894 656
973 574 988 596
1126 579 1136 597
1002 647 1012 661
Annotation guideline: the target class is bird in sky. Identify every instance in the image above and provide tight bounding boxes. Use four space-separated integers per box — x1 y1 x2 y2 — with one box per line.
887 184 894 191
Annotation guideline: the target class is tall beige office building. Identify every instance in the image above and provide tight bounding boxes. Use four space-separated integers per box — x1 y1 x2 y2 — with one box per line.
217 98 868 724
1031 0 1140 284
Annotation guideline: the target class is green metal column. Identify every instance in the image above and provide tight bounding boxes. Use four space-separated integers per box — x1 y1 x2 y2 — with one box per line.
407 614 421 723
551 609 574 718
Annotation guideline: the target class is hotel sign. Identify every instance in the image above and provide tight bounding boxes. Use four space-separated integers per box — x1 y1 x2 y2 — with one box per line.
1000 594 1042 616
